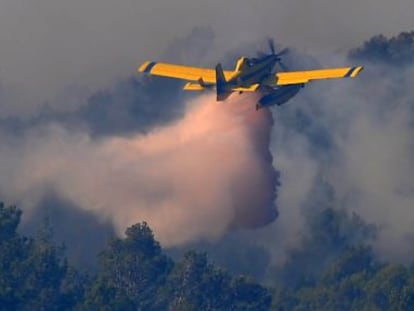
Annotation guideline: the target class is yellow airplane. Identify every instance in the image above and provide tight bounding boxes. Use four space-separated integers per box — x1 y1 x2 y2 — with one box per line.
138 39 363 110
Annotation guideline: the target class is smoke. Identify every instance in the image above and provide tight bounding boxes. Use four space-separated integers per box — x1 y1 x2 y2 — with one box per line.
328 78 414 261
181 33 414 279
176 33 414 282
22 194 115 269
0 93 278 247
2 0 414 117
1 7 414 274
264 39 414 263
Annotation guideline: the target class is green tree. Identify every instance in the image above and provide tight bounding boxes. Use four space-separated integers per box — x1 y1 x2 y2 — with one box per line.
363 264 409 310
276 208 376 289
86 222 173 310
163 251 271 311
163 252 231 310
0 203 83 310
229 275 272 311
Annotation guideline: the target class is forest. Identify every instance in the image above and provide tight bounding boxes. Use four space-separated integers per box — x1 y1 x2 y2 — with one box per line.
2 202 414 310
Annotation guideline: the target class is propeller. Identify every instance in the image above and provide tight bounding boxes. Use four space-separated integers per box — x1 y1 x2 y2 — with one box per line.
277 60 289 71
266 38 290 57
275 47 290 58
256 38 290 71
271 39 290 71
268 38 276 54
257 38 278 57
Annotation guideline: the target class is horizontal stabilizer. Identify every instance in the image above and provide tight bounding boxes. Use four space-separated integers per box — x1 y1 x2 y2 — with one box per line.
232 84 260 92
183 83 205 91
183 83 260 92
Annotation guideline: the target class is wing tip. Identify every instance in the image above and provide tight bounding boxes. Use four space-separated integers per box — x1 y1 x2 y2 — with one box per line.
345 66 364 78
350 66 364 78
138 61 157 73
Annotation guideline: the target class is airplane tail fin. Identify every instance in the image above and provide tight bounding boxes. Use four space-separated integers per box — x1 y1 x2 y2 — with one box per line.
216 63 232 101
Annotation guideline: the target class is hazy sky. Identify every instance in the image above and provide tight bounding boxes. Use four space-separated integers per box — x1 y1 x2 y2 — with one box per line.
1 0 414 265
0 0 413 113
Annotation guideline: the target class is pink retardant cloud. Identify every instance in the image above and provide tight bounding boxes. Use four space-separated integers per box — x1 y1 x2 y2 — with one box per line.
5 93 279 246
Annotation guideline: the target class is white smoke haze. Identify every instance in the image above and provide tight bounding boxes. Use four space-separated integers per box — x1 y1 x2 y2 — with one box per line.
1 0 414 115
263 59 414 263
3 52 414 265
0 93 277 247
266 117 320 258
1 0 414 267
331 93 414 261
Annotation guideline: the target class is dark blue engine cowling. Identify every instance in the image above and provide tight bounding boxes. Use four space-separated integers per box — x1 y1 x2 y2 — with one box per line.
258 84 304 108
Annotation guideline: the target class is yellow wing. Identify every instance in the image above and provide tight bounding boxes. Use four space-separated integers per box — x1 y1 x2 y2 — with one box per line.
138 61 235 83
276 66 363 86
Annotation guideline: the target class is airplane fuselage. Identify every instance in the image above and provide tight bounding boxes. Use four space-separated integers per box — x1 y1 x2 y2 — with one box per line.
223 55 305 109
138 42 363 110
228 55 279 88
